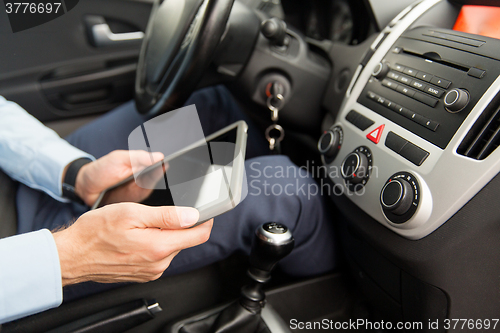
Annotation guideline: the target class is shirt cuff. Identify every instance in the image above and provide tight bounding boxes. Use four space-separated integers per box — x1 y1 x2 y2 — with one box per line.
0 229 62 324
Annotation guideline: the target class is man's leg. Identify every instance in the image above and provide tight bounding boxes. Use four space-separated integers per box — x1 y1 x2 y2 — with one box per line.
164 155 337 277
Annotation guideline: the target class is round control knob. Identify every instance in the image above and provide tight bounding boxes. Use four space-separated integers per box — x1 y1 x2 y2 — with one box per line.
341 152 369 184
380 179 413 215
444 88 469 113
261 18 288 46
372 62 390 79
318 128 342 159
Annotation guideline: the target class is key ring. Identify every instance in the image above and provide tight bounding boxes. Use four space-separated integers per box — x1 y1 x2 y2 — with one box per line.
265 124 285 144
267 94 285 122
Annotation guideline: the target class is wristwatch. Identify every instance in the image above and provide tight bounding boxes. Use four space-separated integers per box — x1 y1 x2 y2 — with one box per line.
62 157 93 204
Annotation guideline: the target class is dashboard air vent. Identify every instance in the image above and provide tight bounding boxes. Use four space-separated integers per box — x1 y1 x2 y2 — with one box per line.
457 92 500 160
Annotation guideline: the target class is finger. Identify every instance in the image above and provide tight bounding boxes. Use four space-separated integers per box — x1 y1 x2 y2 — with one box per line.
135 161 166 189
135 205 200 229
128 150 164 173
129 150 166 189
101 181 154 205
151 219 213 253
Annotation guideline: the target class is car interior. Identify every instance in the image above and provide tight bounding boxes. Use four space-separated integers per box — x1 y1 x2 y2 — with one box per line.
1 0 500 332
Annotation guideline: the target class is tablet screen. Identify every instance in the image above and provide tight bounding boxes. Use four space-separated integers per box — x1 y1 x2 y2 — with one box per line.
160 128 239 208
96 125 243 211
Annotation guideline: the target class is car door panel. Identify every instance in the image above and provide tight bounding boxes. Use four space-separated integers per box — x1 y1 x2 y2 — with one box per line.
0 0 153 123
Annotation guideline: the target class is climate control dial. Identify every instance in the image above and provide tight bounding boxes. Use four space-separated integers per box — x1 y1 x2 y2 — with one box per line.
341 146 373 191
318 126 343 161
381 172 420 224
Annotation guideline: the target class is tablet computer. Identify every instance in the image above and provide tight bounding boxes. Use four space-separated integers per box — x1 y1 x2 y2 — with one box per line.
91 121 248 225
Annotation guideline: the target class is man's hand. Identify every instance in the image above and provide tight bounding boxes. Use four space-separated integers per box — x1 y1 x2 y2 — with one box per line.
73 150 165 206
52 204 212 286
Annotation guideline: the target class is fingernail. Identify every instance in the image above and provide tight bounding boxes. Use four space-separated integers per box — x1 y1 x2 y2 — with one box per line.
180 208 199 227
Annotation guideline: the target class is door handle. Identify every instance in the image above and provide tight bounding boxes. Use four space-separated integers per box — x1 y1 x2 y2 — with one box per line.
85 15 144 47
92 23 144 46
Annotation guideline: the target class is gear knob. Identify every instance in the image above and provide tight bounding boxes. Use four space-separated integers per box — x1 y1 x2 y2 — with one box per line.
249 222 295 278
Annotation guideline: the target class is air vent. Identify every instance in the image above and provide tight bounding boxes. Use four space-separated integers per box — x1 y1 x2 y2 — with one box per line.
457 92 500 160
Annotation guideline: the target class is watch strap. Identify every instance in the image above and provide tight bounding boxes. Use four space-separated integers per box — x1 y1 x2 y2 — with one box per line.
62 158 92 204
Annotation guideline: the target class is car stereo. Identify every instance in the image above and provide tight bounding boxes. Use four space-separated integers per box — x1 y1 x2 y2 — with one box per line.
357 26 500 150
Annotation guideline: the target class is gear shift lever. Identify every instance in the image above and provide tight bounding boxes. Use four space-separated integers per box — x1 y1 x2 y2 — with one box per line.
209 222 294 333
170 223 294 333
251 222 295 273
241 222 294 311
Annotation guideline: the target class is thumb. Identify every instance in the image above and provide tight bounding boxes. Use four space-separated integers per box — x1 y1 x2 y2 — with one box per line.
137 205 200 229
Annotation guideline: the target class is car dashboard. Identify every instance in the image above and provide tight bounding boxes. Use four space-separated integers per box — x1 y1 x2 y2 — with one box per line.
323 0 500 240
319 0 500 324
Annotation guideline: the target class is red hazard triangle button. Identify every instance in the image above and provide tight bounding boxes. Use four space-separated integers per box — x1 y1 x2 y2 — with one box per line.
366 124 385 144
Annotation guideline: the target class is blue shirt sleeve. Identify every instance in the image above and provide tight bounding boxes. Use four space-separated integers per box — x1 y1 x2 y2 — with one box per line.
0 229 62 324
0 96 95 202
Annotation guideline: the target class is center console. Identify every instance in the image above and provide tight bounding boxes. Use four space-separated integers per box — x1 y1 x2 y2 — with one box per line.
321 0 500 239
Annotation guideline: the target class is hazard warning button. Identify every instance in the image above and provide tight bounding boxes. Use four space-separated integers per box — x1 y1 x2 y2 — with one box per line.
366 125 385 144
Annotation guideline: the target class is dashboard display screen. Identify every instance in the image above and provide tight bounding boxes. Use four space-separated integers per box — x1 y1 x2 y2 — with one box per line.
453 5 500 40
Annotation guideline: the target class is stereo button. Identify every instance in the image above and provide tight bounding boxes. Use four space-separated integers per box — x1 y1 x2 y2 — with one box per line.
400 143 429 166
397 85 415 98
346 110 374 131
387 71 400 80
412 113 427 124
376 96 386 105
399 107 414 119
430 76 451 89
468 68 486 79
425 86 445 98
414 92 438 107
416 71 432 82
412 114 439 132
424 120 439 132
403 67 417 76
394 105 407 115
385 132 407 153
382 79 398 90
412 113 429 125
410 80 426 91
367 91 378 101
384 99 396 109
394 64 405 72
389 102 402 113
398 75 411 85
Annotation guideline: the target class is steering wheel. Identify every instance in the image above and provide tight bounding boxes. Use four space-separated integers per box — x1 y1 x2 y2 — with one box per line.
135 0 235 117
